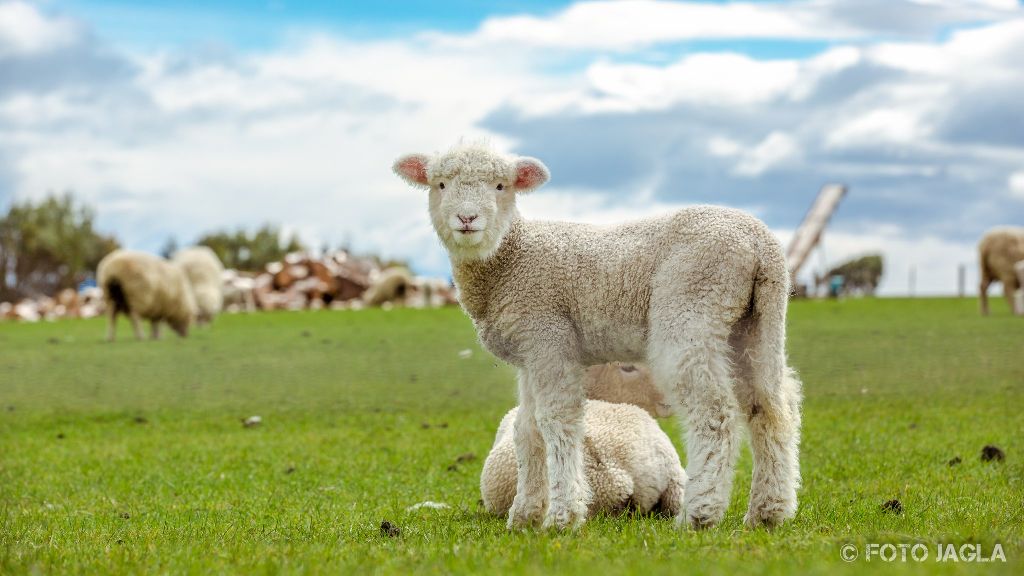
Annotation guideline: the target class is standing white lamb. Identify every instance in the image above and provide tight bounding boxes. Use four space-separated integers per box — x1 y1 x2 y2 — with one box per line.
394 143 802 531
481 400 686 519
97 250 197 341
173 246 225 325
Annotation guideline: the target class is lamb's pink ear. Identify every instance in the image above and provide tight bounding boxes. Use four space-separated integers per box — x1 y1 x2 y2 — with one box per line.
513 157 549 193
393 154 430 187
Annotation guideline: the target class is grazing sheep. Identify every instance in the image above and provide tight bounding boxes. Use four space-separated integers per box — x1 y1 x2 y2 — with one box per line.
362 267 414 307
97 250 197 341
978 227 1024 315
481 400 686 519
394 143 802 530
173 246 225 324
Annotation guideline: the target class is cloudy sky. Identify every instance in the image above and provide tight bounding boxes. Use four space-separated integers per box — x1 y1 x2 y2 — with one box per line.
2 0 1023 295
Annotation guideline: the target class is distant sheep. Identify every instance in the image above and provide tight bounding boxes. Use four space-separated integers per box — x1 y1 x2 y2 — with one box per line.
97 250 197 340
395 142 802 530
481 400 686 519
979 227 1024 315
362 267 414 307
173 246 225 324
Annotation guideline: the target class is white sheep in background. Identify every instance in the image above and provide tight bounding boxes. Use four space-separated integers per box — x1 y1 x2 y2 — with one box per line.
481 400 685 519
173 246 225 325
362 267 414 307
394 143 802 530
978 226 1024 315
97 250 197 341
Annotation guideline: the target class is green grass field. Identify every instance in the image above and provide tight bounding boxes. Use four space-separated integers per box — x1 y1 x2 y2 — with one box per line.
1 297 1022 574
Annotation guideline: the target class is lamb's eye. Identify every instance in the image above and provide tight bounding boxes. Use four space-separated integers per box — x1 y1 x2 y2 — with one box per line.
439 182 445 189
496 183 504 191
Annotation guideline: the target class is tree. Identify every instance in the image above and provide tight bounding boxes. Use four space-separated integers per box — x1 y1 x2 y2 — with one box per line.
196 225 304 271
819 253 884 297
0 194 119 301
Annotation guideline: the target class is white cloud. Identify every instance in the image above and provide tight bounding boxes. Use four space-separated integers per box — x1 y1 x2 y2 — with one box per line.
1010 171 1024 200
0 1 79 57
706 132 803 176
826 108 930 149
866 18 1024 77
707 136 742 158
587 54 800 110
441 0 1021 51
441 1 849 50
735 131 802 176
519 186 698 225
510 49 837 117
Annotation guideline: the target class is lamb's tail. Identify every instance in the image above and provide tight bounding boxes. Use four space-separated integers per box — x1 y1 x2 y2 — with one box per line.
105 279 129 313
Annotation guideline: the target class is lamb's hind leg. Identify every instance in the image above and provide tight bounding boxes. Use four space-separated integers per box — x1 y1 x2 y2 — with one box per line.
507 371 548 530
736 285 802 528
650 311 742 530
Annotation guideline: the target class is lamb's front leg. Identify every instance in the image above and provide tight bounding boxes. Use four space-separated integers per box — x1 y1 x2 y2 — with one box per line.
531 360 590 530
507 371 548 530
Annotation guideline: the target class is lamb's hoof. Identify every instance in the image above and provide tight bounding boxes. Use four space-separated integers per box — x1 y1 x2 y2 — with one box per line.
744 499 796 529
677 503 725 530
506 499 545 531
679 514 717 530
542 503 586 531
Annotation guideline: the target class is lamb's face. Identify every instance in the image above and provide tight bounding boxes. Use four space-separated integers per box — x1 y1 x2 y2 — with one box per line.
394 146 549 261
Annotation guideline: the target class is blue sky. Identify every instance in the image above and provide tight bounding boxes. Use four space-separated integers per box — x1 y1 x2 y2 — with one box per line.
57 0 576 48
3 0 1024 294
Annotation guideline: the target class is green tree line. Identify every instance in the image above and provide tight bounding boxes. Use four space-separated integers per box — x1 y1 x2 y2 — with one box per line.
0 194 118 301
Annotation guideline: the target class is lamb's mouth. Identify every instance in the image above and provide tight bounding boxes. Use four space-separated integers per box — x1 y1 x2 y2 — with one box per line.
456 228 481 235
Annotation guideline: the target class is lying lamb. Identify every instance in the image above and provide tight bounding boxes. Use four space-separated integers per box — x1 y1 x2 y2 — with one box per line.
394 143 802 530
481 399 685 519
173 246 225 325
97 250 197 341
